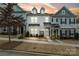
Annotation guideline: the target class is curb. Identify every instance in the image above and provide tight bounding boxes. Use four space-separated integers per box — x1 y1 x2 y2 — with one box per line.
0 49 57 56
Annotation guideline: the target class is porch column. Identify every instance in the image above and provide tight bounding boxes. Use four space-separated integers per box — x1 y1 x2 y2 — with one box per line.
50 28 53 40
24 25 26 35
17 26 19 34
49 28 51 37
19 26 21 34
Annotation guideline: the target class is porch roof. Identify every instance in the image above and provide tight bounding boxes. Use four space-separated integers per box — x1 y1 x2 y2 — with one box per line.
51 24 60 28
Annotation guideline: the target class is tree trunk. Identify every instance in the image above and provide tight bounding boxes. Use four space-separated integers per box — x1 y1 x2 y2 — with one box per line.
8 26 11 43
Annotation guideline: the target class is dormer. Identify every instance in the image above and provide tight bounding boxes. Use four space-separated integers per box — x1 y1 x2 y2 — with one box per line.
40 7 45 14
32 7 37 14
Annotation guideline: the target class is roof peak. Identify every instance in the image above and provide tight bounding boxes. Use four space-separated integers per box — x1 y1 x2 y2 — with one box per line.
55 6 76 17
60 6 68 10
32 7 37 9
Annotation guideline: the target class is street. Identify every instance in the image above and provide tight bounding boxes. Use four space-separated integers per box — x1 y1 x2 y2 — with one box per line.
0 50 54 56
0 51 35 56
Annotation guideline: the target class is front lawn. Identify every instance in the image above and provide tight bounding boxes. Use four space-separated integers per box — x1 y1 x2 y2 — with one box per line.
0 40 78 55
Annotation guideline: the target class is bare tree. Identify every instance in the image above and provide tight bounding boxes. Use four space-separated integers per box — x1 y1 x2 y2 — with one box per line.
0 3 24 42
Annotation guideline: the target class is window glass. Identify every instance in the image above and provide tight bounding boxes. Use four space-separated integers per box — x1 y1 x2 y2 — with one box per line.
52 18 56 23
69 18 75 24
31 17 37 23
35 17 37 23
30 28 37 34
31 29 34 34
61 18 66 24
35 29 37 34
45 17 49 22
45 29 48 31
62 10 65 15
71 18 75 24
52 19 53 22
56 19 58 22
31 17 34 23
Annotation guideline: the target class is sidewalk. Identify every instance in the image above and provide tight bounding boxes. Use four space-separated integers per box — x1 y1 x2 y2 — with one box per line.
0 37 79 47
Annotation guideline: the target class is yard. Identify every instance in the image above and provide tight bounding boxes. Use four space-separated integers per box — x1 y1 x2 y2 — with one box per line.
61 39 79 45
0 39 79 55
0 34 79 55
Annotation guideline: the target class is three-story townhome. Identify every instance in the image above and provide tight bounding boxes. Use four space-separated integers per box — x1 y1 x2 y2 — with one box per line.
51 6 77 39
26 7 52 37
26 6 77 39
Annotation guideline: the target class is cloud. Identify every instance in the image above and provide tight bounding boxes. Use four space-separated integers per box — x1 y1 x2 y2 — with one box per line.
19 3 79 15
19 3 57 14
70 8 79 15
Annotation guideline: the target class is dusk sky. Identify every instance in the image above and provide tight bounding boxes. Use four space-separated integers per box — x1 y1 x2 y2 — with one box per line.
19 3 79 15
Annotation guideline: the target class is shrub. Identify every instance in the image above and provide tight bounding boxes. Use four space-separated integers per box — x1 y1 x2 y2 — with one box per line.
36 34 38 37
25 31 29 37
74 33 79 39
18 34 24 39
0 32 8 35
39 34 44 37
30 34 32 37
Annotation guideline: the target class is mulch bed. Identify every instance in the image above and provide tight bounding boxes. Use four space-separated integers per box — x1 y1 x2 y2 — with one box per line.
0 41 22 50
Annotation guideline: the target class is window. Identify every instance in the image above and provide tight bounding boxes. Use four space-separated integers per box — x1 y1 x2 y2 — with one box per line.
56 19 58 22
45 17 49 22
3 27 6 31
30 29 34 34
31 17 37 23
35 29 37 34
35 17 37 23
62 10 65 15
70 29 74 37
52 19 53 22
61 29 67 37
62 29 65 35
52 18 56 22
61 18 66 24
45 29 48 31
31 17 34 23
30 28 38 34
69 18 75 24
35 17 37 20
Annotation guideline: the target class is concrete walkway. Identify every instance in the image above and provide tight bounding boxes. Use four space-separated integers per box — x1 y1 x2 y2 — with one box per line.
0 37 79 47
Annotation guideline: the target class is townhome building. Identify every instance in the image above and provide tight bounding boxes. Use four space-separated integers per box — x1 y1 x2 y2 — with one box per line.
26 6 77 39
0 3 78 39
26 7 52 37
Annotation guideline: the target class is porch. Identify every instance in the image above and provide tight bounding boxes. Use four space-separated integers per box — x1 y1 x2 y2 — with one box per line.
0 26 26 35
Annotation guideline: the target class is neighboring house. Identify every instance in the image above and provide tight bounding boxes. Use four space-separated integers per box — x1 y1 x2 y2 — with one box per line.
26 6 77 38
12 4 30 34
51 6 77 38
0 3 30 35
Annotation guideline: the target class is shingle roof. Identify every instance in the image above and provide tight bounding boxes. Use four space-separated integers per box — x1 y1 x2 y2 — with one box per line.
54 6 76 17
12 4 31 13
27 13 53 16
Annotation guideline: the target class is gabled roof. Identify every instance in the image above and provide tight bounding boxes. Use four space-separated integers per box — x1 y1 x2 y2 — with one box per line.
54 6 76 17
13 4 30 13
